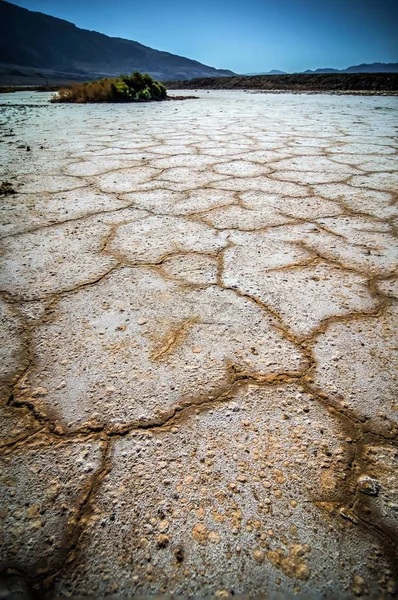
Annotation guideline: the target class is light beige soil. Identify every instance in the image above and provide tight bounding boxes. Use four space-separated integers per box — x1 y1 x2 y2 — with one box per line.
0 90 397 599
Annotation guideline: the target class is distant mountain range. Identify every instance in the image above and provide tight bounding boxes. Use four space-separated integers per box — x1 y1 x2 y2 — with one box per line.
244 70 287 75
303 63 398 74
0 0 235 85
246 64 398 76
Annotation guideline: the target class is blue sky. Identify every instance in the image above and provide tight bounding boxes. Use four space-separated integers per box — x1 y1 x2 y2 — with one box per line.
9 0 398 73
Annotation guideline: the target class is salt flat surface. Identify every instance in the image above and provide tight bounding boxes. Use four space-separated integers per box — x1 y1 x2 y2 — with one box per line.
0 90 397 598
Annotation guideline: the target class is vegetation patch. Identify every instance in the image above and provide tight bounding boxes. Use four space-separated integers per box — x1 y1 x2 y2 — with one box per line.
52 72 167 103
0 181 16 196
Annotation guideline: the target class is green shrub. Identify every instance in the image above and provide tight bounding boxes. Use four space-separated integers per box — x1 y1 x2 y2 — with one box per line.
138 87 152 100
151 82 167 99
52 72 167 103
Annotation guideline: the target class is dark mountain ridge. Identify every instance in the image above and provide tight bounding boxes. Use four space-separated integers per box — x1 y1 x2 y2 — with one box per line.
248 64 398 76
304 63 398 74
244 70 287 75
0 0 235 84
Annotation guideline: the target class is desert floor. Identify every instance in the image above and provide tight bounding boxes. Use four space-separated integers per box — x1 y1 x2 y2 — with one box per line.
0 90 397 598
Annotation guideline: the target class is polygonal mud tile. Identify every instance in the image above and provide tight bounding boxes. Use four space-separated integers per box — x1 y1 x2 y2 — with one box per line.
15 175 88 194
193 143 254 157
15 267 304 432
0 438 105 578
200 204 292 230
329 143 396 156
201 192 341 230
350 172 398 193
148 154 219 169
239 190 342 220
108 215 228 263
213 160 270 177
145 144 198 156
236 149 293 162
160 254 218 285
0 219 118 300
223 237 376 338
63 158 143 177
271 156 362 175
51 385 395 598
0 188 133 238
91 167 160 193
119 189 236 216
157 167 227 187
211 177 309 195
327 154 398 173
313 183 396 220
6 158 79 177
224 230 313 271
277 219 398 276
312 305 398 437
270 171 353 185
0 299 40 446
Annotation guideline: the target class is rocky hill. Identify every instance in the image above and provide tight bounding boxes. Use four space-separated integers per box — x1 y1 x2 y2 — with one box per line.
0 0 235 85
167 72 398 93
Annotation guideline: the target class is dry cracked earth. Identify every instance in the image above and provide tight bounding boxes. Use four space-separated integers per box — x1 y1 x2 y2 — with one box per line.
0 90 397 599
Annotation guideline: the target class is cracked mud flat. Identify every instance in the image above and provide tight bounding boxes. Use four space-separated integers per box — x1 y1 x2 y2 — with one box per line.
0 90 397 598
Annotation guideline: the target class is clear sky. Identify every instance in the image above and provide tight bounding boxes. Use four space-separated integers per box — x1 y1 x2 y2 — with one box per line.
8 0 398 73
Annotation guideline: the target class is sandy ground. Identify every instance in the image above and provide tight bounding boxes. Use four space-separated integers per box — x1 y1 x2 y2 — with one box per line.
0 90 397 598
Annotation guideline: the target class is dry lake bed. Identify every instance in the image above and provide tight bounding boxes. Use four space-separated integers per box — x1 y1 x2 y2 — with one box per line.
0 90 397 598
